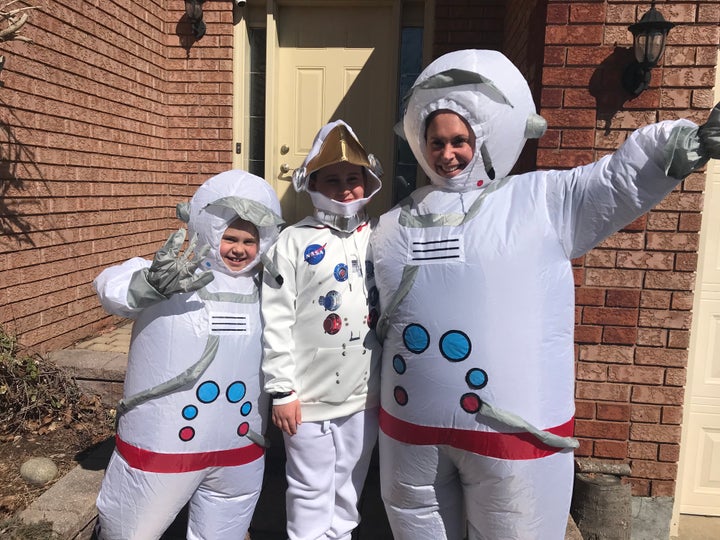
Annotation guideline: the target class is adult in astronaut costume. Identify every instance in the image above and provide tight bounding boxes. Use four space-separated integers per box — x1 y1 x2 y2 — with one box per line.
370 49 720 540
93 170 283 540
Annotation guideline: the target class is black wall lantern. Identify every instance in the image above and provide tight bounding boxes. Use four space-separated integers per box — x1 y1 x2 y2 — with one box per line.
622 1 675 96
185 0 206 40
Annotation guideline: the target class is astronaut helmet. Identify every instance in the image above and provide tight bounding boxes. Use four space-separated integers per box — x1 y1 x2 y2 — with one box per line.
399 49 547 192
180 170 284 276
292 120 383 217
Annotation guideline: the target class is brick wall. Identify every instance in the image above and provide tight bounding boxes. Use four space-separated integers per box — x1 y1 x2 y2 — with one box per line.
538 0 718 497
433 0 505 54
0 1 235 352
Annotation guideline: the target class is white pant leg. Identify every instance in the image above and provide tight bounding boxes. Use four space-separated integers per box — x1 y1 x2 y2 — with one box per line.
96 450 201 540
379 433 465 540
186 456 265 540
328 408 378 539
454 448 574 540
284 409 378 540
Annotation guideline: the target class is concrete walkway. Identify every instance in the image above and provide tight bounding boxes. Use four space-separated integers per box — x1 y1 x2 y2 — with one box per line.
21 323 588 539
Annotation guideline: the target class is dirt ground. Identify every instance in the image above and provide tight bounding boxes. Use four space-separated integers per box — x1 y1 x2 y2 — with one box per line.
0 399 115 521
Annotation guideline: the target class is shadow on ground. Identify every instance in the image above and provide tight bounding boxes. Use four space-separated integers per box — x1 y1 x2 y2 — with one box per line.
157 423 392 540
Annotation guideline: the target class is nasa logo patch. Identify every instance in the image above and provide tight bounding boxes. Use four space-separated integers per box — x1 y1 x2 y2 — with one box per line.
304 243 326 265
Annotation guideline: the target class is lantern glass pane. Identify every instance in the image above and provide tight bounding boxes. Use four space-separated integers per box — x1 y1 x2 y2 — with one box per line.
646 32 665 65
634 34 647 63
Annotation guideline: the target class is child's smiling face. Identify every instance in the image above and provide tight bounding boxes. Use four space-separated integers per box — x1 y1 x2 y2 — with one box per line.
309 162 366 203
219 218 259 271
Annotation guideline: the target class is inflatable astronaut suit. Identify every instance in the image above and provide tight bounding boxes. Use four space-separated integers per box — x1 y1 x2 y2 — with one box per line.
371 49 720 540
93 171 283 539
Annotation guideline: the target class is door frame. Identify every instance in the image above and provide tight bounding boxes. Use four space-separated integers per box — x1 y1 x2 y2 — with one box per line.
670 49 720 535
231 0 435 214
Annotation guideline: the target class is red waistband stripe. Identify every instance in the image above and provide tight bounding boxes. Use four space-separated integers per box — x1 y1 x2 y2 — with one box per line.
379 407 574 460
115 435 264 473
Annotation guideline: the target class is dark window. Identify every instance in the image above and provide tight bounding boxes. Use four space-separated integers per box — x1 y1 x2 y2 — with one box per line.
248 28 266 178
393 27 423 204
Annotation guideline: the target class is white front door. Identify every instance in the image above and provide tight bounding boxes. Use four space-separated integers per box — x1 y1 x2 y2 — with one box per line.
675 50 720 519
267 2 399 224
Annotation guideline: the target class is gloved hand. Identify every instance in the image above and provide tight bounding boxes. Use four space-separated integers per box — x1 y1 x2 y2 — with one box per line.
145 228 214 296
667 102 720 178
698 102 720 158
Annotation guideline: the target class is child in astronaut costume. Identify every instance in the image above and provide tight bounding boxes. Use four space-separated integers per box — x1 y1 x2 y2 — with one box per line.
261 120 383 540
93 170 283 540
370 49 720 540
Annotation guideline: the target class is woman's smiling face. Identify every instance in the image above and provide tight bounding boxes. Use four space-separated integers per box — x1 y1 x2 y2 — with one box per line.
425 111 476 179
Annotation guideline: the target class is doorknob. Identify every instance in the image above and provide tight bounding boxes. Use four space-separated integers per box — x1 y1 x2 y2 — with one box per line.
280 163 291 174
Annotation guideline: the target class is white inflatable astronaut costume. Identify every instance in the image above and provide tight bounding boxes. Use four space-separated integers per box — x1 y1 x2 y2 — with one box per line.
371 49 720 540
93 170 283 540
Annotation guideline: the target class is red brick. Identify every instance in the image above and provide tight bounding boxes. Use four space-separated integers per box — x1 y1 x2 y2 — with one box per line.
575 419 629 440
576 325 603 344
638 309 692 330
577 362 608 381
605 289 640 308
545 25 604 46
678 213 702 232
640 290 672 309
637 328 667 347
622 215 647 233
631 386 685 406
675 252 698 272
596 232 645 250
671 292 695 311
576 438 593 457
569 4 606 24
579 345 634 364
658 444 680 463
667 330 689 349
664 368 686 387
576 287 605 306
597 403 630 422
583 307 638 326
609 366 664 385
546 4 570 24
646 232 699 252
603 326 638 345
575 400 596 419
594 440 628 459
630 478 651 497
585 250 616 268
661 406 683 425
631 460 677 480
630 424 681 444
543 47 566 66
635 347 688 367
651 480 676 497
646 212 679 231
631 404 662 423
576 381 631 402
585 268 643 288
628 441 658 460
616 251 674 270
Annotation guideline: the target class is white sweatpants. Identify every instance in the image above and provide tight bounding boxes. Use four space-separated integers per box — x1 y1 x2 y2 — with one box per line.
283 408 378 540
379 432 573 540
96 449 264 540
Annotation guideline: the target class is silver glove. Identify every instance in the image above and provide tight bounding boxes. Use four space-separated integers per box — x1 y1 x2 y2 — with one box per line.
146 228 214 296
